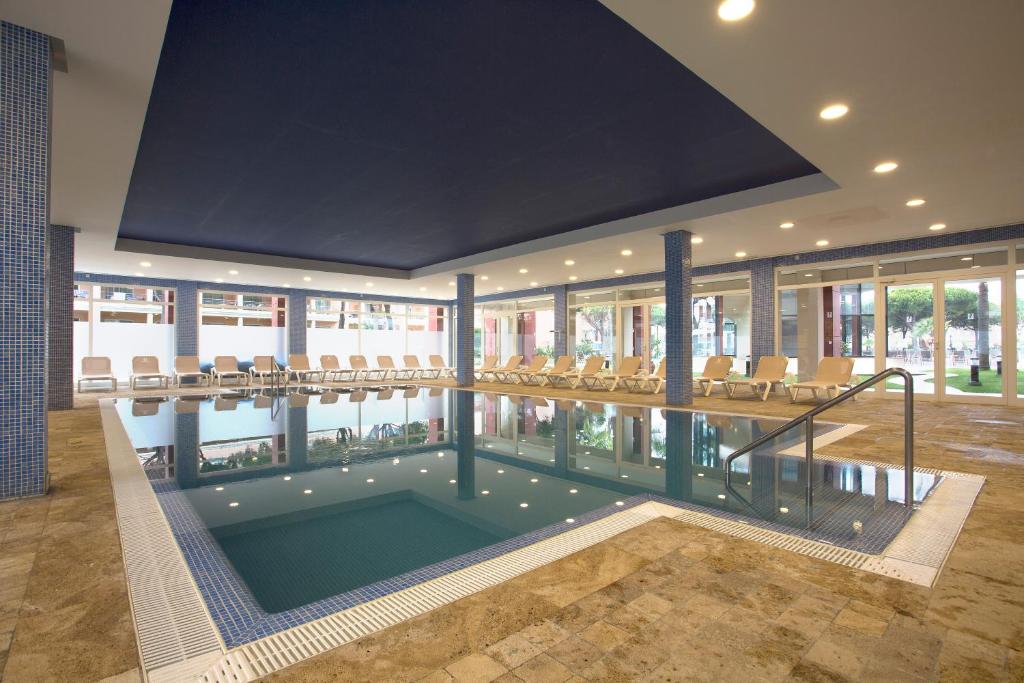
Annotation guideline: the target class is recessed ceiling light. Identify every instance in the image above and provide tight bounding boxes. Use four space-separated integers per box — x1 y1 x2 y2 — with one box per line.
481 490 490 495
365 281 374 287
497 286 505 291
229 501 239 507
819 103 849 120
960 256 974 261
735 251 747 258
873 161 899 174
215 277 224 283
569 275 578 281
804 273 814 278
691 236 703 244
449 479 456 484
565 518 575 523
518 268 528 274
283 283 291 288
779 222 795 229
303 276 311 282
215 486 224 492
718 0 755 21
569 488 578 494
519 502 529 508
134 272 144 277
481 275 489 281
614 268 624 274
564 259 575 266
929 223 946 231
283 476 291 481
529 281 538 286
448 281 455 286
419 286 427 292
303 489 312 495
815 240 829 247
906 198 926 207
139 261 151 268
228 269 238 275
620 249 632 256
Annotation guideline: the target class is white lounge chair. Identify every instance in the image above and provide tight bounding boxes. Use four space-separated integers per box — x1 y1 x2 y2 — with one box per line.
429 355 455 379
620 359 667 394
726 356 788 401
473 355 499 380
286 354 323 383
377 356 416 381
518 355 571 385
480 356 523 383
497 355 546 383
403 355 439 380
78 356 117 392
579 356 643 391
319 355 356 382
547 355 605 389
694 356 734 397
250 355 283 385
130 356 170 390
211 356 250 386
173 356 211 387
789 357 856 403
349 355 372 381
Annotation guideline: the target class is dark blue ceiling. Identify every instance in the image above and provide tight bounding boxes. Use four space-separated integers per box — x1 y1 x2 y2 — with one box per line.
118 0 820 270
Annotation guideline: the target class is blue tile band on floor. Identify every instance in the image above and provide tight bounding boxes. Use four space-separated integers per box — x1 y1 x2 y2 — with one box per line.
148 453 932 648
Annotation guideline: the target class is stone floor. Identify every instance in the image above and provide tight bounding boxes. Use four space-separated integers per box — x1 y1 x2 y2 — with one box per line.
2 379 1022 681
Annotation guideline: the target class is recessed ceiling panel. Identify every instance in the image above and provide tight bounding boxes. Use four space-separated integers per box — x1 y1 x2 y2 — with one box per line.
118 0 820 269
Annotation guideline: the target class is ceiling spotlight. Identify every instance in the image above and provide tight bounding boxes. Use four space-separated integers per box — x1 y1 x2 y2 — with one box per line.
735 251 747 258
419 286 427 291
614 268 624 274
815 240 829 247
564 259 575 266
283 475 291 481
929 223 946 231
518 268 528 274
302 276 312 282
481 275 489 280
960 256 973 261
620 249 633 256
529 281 538 286
691 236 703 244
228 269 238 275
819 103 849 120
282 283 291 288
215 277 224 283
718 0 755 21
365 281 374 287
229 501 239 507
906 198 926 207
569 275 578 281
779 222 795 229
497 286 505 291
135 272 145 277
519 502 529 508
873 161 899 174
448 281 455 286
139 261 151 268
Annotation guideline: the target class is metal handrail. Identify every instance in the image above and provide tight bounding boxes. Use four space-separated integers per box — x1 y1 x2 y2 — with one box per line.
723 367 914 511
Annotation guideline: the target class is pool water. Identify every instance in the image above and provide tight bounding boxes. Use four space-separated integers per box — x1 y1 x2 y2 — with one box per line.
117 387 938 617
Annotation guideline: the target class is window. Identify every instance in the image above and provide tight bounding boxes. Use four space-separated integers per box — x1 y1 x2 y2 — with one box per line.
199 291 287 363
306 298 448 365
73 283 176 380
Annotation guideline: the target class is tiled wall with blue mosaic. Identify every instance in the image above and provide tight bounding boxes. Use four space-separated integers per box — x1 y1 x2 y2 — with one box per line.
663 231 693 405
749 258 775 370
48 226 75 410
288 291 307 355
455 274 474 386
1 22 50 498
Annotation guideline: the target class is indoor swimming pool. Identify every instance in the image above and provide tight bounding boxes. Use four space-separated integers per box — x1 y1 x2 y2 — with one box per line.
113 387 940 645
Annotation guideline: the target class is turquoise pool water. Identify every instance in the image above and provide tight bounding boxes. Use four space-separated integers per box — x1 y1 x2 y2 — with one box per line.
116 387 938 614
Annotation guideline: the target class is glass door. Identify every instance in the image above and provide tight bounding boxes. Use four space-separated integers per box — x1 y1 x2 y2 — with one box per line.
884 282 938 395
1017 268 1024 403
617 302 666 371
942 276 1003 399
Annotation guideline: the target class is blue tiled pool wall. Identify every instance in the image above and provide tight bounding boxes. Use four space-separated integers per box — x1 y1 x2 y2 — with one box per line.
1 22 51 499
47 226 75 411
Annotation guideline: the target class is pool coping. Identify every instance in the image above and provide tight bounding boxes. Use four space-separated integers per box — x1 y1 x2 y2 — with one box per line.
99 397 984 682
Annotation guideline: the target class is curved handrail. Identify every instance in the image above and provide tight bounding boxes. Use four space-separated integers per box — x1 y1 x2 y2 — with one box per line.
724 367 914 510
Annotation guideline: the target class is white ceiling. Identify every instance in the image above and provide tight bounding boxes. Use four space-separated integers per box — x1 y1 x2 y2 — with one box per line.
3 0 1023 299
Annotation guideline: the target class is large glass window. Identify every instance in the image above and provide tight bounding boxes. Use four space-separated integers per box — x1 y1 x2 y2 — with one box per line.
884 283 935 394
199 291 287 363
1017 261 1023 399
942 277 1003 397
569 291 615 368
306 298 448 365
477 298 554 365
73 283 176 380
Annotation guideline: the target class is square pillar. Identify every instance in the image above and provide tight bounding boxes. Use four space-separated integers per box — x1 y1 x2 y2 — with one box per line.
1 22 51 498
175 281 198 356
750 258 775 373
664 230 693 405
48 225 75 410
552 284 568 358
288 291 307 356
455 273 474 386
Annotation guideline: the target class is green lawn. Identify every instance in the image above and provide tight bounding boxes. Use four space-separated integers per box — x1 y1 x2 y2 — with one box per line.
877 369 1024 394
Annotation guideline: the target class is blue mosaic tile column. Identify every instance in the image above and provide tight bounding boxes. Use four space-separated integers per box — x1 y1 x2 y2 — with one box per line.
455 273 474 387
175 281 198 356
1 22 51 499
174 410 200 490
664 410 693 500
288 291 307 356
552 285 568 358
47 225 75 410
553 404 569 476
750 259 775 374
287 406 307 469
455 391 474 499
664 230 693 405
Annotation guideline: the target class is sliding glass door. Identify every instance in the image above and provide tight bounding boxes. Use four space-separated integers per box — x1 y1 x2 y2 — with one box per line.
884 282 937 395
